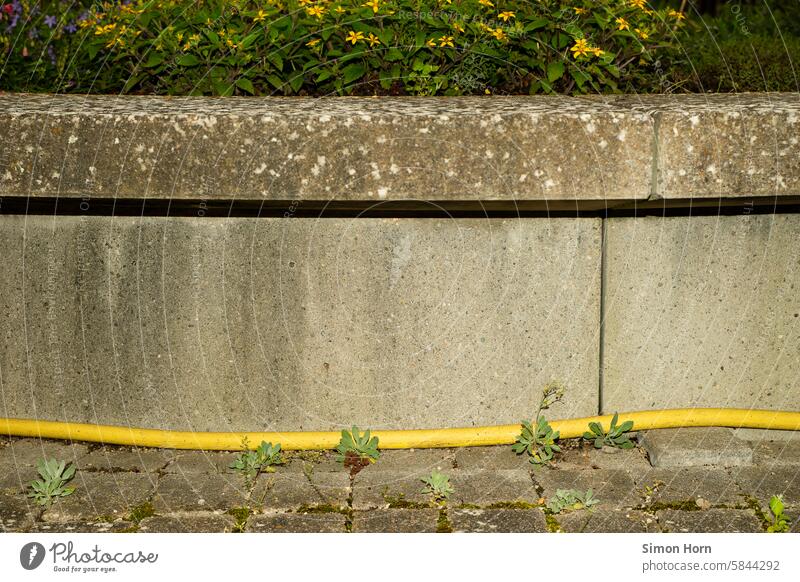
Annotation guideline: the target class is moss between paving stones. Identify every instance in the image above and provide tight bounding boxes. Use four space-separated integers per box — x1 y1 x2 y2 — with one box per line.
228 507 251 533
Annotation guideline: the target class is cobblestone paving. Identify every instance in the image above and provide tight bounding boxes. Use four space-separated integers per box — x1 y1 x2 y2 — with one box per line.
1 434 799 533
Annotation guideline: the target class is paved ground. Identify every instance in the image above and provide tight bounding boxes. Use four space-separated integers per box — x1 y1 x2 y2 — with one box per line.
1 430 799 533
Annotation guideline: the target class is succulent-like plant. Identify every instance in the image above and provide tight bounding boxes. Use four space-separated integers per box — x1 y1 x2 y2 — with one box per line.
421 470 454 502
583 412 635 449
513 416 561 465
546 489 599 514
512 381 565 466
28 458 76 507
336 426 380 477
230 440 284 486
767 494 790 533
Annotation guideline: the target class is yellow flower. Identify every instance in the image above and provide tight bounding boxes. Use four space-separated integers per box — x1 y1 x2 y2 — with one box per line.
306 38 321 47
591 47 603 57
668 9 686 20
453 22 465 33
630 0 646 8
616 17 629 31
634 28 649 40
439 35 454 47
306 5 326 18
176 32 184 42
367 32 381 47
491 27 507 41
573 7 587 15
253 9 267 23
345 30 365 44
183 42 191 50
478 0 494 7
335 5 346 13
498 11 515 22
426 38 437 48
570 38 590 58
299 0 314 5
361 0 380 13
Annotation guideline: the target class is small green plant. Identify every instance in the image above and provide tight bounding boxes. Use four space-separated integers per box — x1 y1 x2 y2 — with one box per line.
420 470 454 503
336 426 380 478
230 439 284 486
28 458 76 507
513 381 565 465
513 417 561 465
546 489 599 514
583 412 635 449
767 495 790 533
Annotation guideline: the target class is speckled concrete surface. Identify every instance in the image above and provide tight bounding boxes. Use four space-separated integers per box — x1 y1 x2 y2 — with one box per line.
0 95 653 201
603 214 800 412
0 214 601 431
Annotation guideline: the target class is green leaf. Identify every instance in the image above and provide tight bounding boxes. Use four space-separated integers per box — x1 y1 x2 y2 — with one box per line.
235 78 255 94
342 63 366 85
547 61 564 83
177 54 201 67
384 48 404 62
144 53 165 68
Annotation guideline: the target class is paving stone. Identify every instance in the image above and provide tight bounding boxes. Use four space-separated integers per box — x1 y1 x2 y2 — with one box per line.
42 472 156 522
352 470 434 510
0 493 38 532
259 471 350 511
282 451 341 473
153 473 250 512
247 512 346 533
535 469 639 508
449 508 547 533
635 468 745 508
556 509 659 533
640 428 753 468
367 449 456 472
161 451 241 474
751 441 800 466
657 509 762 533
0 463 39 493
449 469 539 507
453 446 526 471
730 467 800 506
0 438 90 466
557 444 652 472
734 429 800 443
29 520 135 533
78 447 178 473
139 512 236 533
351 509 440 533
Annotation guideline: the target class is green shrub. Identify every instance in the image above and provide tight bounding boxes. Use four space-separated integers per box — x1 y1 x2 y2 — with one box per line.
1 0 687 95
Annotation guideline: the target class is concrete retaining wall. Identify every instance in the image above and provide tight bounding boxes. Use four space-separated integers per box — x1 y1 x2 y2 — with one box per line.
1 94 799 431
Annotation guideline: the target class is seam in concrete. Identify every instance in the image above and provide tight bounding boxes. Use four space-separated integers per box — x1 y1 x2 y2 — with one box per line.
649 111 663 200
598 218 607 415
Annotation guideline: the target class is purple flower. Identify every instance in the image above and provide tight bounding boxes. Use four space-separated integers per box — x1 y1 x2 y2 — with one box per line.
64 21 77 33
44 15 57 28
28 27 39 39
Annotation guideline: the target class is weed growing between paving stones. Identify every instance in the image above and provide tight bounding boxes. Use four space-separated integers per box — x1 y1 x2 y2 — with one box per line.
513 381 564 466
546 489 599 514
767 495 790 533
583 412 635 450
228 507 251 533
420 470 454 505
28 458 76 507
230 438 285 489
336 426 380 479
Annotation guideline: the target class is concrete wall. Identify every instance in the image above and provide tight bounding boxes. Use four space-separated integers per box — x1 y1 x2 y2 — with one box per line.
0 215 600 431
1 94 799 431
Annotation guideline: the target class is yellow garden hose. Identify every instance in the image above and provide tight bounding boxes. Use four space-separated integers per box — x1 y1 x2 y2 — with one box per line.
1 408 799 450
